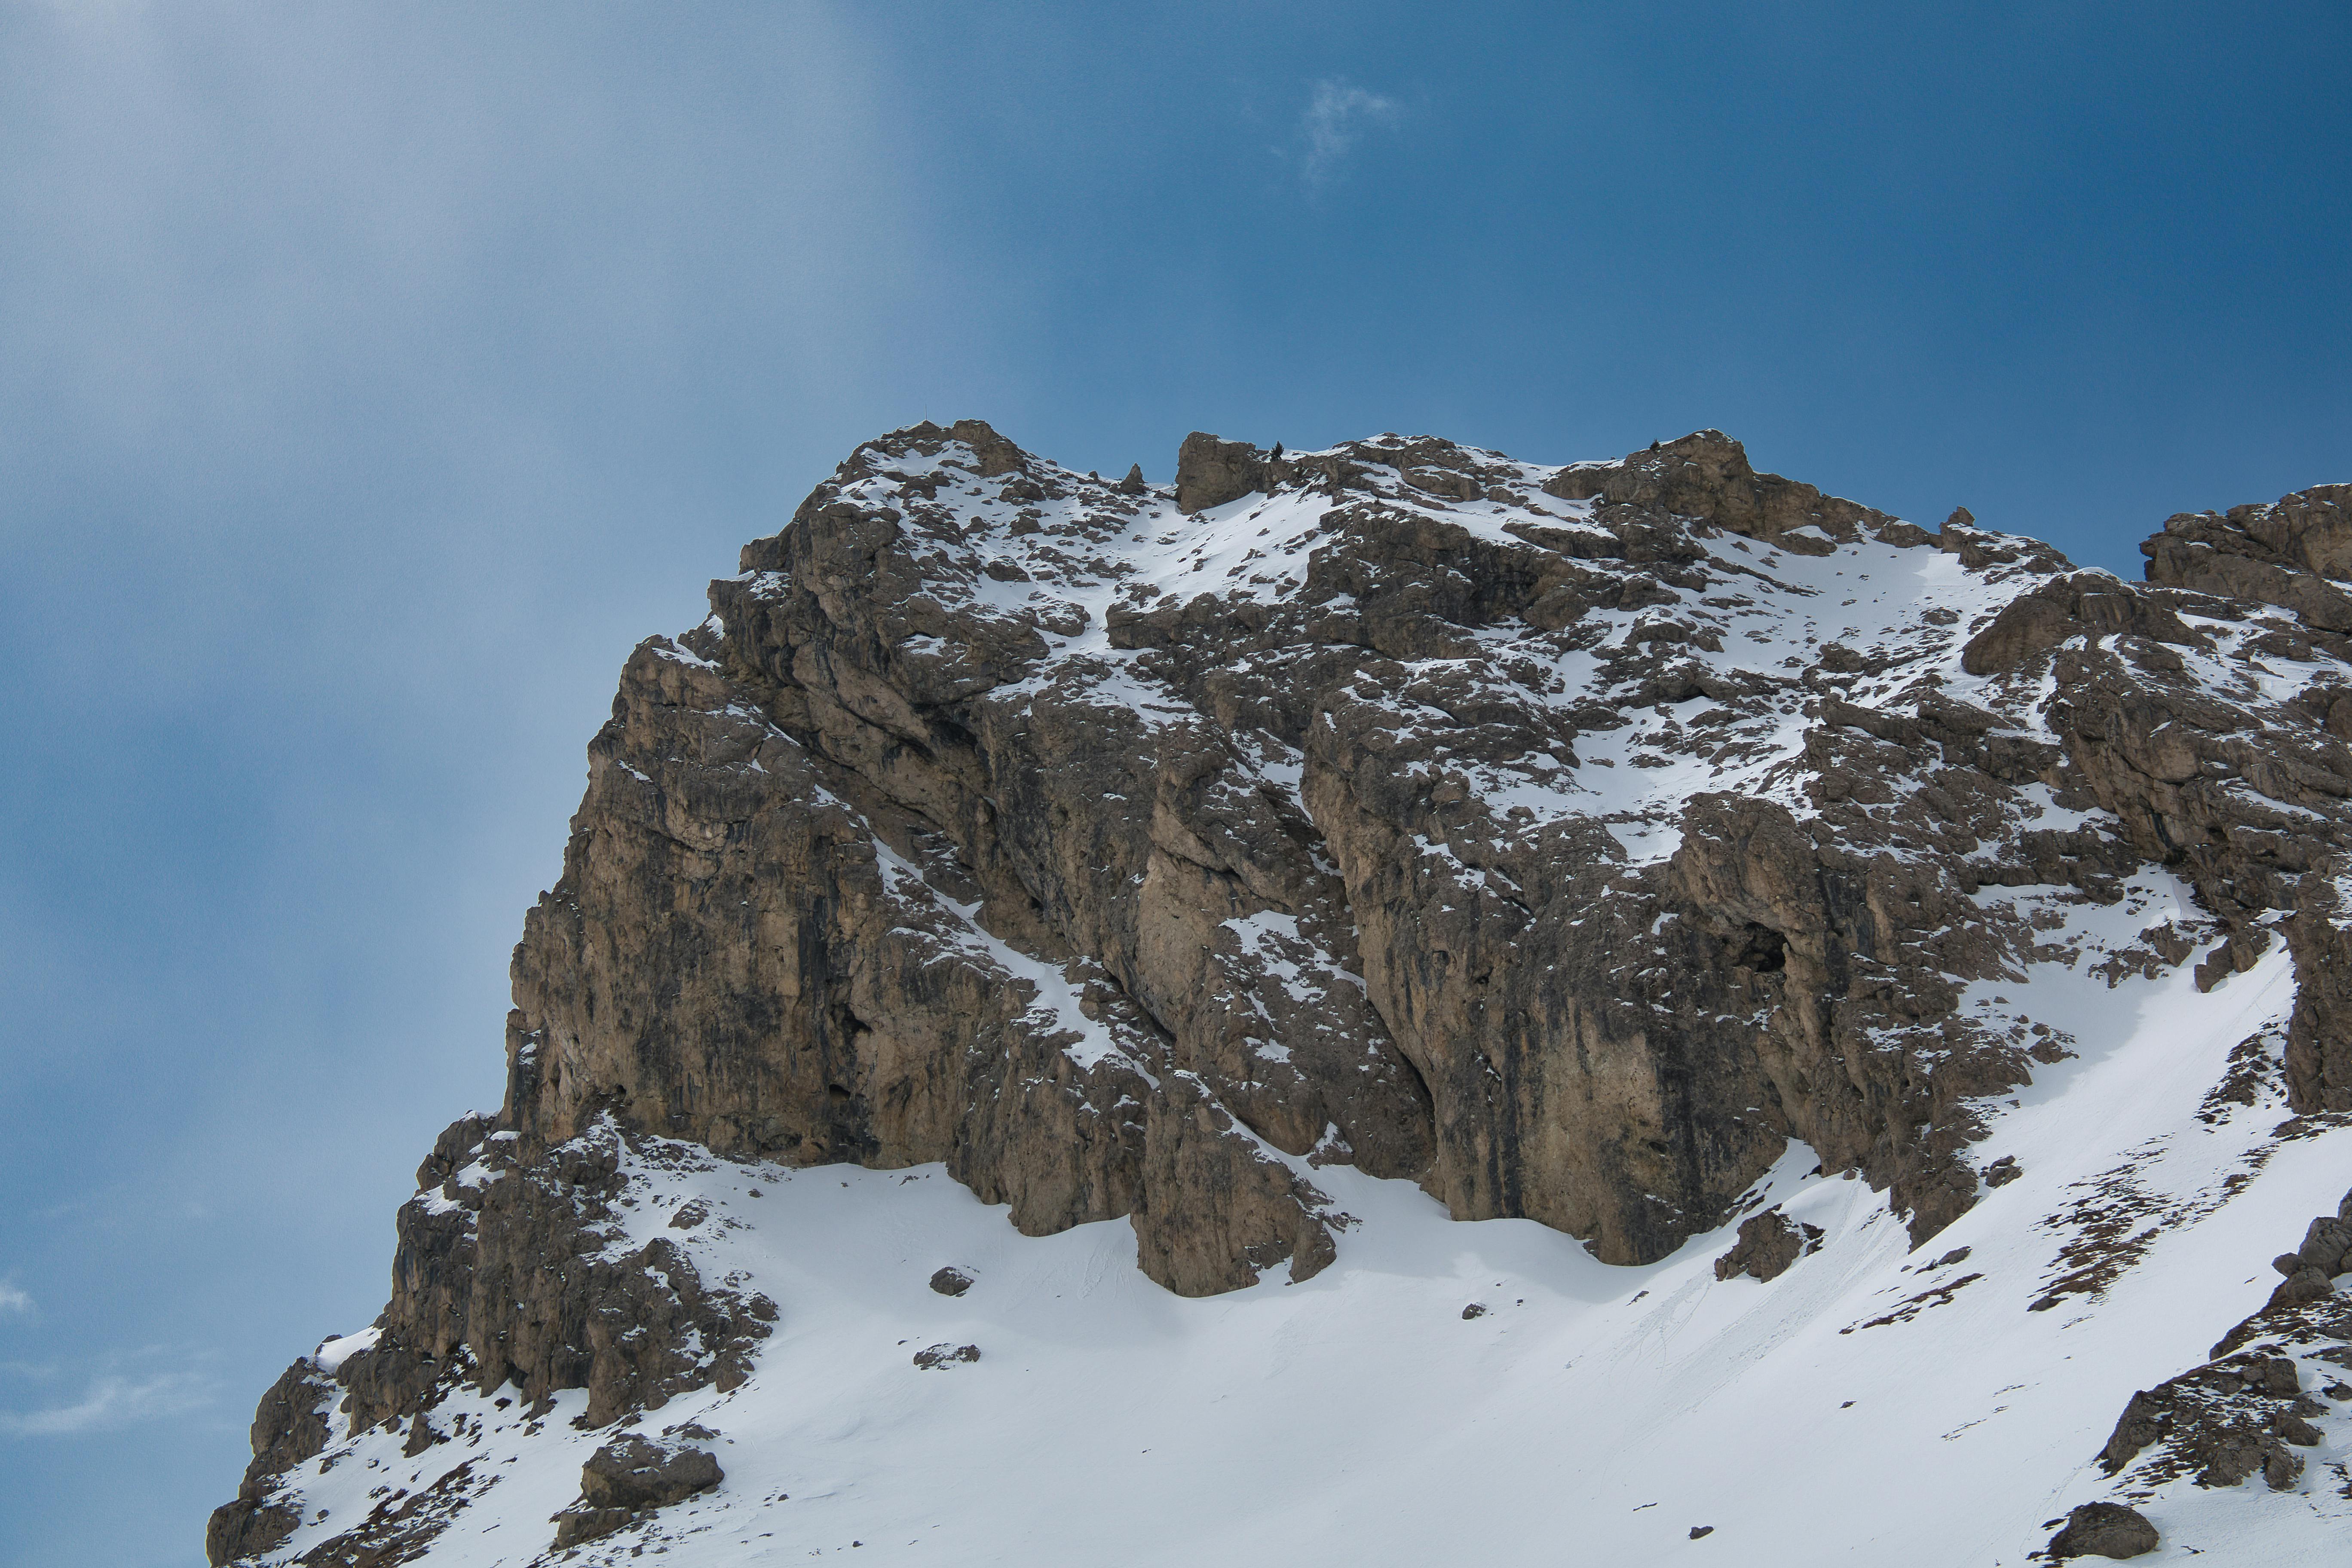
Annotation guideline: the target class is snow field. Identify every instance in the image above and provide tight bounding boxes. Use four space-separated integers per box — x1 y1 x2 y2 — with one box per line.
260 934 2346 1567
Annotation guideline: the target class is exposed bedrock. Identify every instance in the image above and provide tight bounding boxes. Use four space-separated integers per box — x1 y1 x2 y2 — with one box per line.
214 421 2352 1561
490 429 2352 1282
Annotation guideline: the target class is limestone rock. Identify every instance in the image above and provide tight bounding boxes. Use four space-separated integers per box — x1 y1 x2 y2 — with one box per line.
202 1361 334 1565
334 1121 775 1435
551 1434 723 1548
208 420 2352 1559
1712 1209 1824 1282
581 1434 723 1509
1175 431 1265 513
2046 1501 2159 1559
2143 485 2352 632
203 1499 298 1568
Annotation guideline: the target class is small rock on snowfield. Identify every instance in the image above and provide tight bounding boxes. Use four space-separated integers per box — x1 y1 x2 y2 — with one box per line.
929 1265 975 1296
2045 1501 2158 1559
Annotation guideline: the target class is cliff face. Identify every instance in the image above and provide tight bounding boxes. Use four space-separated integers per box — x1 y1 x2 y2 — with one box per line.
209 424 2352 1565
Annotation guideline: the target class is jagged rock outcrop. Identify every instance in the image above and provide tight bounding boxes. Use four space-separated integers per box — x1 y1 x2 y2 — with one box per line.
338 1122 774 1437
203 1362 336 1565
2143 486 2352 633
212 421 2352 1562
2087 1187 2350 1498
208 1124 774 1565
1176 431 1267 513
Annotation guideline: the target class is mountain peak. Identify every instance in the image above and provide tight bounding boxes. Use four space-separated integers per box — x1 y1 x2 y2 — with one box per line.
208 425 2352 1566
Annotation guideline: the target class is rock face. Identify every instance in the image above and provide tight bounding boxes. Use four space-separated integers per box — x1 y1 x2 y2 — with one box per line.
208 1126 773 1565
203 1362 335 1565
2143 486 2352 634
336 1122 774 1437
211 421 2352 1561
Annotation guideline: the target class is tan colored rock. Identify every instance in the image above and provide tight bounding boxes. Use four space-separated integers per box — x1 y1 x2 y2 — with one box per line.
2144 485 2352 631
209 419 2352 1559
1175 431 1265 513
1713 1209 1824 1282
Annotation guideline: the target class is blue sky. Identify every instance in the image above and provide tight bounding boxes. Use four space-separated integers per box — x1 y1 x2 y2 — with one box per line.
1 4 2345 1562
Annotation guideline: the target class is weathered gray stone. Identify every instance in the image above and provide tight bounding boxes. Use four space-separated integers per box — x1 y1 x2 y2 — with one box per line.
2046 1501 2158 1559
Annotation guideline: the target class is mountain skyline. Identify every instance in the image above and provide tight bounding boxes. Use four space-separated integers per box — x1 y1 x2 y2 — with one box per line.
3 6 2348 1565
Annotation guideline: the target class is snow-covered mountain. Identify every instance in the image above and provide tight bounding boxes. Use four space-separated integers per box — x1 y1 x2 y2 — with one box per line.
208 426 2352 1565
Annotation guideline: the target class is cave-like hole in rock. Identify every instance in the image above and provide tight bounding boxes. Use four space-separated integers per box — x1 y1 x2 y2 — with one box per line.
1735 923 1788 973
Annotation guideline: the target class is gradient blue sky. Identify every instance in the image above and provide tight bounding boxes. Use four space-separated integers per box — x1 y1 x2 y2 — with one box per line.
2 4 2346 1562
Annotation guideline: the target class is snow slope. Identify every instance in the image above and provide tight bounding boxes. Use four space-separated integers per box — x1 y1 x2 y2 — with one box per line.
253 943 2349 1566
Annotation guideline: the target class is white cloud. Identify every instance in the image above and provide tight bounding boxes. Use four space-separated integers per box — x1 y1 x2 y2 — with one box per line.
0 1282 30 1314
1300 79 1399 184
0 1371 211 1438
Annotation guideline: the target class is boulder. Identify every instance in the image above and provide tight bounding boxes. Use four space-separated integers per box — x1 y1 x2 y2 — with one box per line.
580 1434 724 1511
1713 1209 1824 1283
2046 1501 2158 1559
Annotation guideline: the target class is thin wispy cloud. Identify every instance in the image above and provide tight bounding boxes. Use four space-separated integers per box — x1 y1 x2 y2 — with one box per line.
0 1370 212 1438
0 1281 30 1314
1299 79 1399 184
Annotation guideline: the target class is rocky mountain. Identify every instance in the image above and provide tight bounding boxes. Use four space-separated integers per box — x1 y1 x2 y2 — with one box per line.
208 424 2352 1566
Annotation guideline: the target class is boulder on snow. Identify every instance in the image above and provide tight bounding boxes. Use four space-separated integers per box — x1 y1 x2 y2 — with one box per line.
2046 1501 2158 1559
1712 1209 1823 1283
2294 1214 2352 1276
552 1434 724 1549
929 1265 975 1297
2269 1267 2339 1310
581 1434 723 1510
